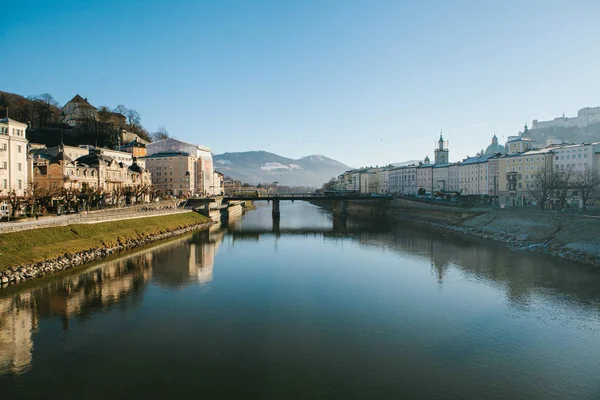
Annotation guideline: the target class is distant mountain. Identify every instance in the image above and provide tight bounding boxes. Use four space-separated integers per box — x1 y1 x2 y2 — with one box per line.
213 151 352 187
528 122 600 146
391 159 421 167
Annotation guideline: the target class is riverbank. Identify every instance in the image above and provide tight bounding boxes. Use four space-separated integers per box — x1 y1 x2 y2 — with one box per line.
0 212 212 288
337 199 600 268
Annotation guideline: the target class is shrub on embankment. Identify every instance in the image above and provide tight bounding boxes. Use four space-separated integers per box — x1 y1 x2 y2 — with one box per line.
0 212 209 270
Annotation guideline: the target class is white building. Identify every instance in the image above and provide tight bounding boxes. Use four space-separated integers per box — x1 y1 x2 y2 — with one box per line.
58 94 98 127
532 107 600 130
551 142 600 174
388 165 418 195
0 118 29 196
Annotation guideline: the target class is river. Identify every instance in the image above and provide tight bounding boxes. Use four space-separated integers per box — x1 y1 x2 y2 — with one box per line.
1 202 600 399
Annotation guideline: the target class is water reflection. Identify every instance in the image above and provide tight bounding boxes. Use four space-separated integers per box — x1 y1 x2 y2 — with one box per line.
0 225 225 375
152 226 224 288
343 226 600 310
1 203 600 400
0 293 37 375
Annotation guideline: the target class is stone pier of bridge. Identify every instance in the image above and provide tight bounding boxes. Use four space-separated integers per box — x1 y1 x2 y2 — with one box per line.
272 199 280 219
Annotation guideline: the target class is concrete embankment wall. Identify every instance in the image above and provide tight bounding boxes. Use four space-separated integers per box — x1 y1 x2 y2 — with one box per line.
337 198 481 224
331 198 600 267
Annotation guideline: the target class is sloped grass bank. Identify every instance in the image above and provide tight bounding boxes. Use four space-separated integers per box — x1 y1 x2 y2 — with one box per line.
0 212 210 271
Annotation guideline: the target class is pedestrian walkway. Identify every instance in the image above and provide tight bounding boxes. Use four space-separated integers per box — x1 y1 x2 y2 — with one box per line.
0 201 187 234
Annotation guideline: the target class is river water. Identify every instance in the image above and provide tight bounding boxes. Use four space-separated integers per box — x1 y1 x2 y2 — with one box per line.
1 202 600 399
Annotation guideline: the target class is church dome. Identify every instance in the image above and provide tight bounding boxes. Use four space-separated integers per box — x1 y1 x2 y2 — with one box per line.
485 134 505 155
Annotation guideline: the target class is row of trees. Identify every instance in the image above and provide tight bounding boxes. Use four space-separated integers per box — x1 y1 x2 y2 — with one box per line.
528 166 599 213
0 92 61 129
1 182 159 218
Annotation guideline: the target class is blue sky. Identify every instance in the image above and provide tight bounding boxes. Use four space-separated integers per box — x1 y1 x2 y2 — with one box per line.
3 0 600 167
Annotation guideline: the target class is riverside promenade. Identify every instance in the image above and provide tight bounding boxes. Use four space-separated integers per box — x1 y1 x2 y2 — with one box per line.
0 200 188 234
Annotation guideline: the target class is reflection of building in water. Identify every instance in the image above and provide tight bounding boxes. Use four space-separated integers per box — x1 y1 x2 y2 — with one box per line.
35 254 154 323
349 226 600 307
0 293 37 375
152 230 225 287
0 251 154 376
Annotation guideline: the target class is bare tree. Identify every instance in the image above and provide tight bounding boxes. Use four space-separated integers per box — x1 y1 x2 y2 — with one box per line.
77 183 94 210
553 166 574 211
61 187 79 213
528 167 557 211
80 107 99 133
29 93 60 127
125 109 141 133
574 167 600 214
91 187 105 209
133 183 150 203
7 190 22 217
113 104 128 116
26 181 51 214
151 126 170 141
112 186 125 206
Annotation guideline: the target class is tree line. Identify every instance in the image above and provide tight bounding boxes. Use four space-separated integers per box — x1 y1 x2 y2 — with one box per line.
2 181 163 218
0 91 171 147
528 166 599 213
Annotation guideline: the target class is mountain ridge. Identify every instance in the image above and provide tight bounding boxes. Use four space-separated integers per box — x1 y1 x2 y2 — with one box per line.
213 151 352 187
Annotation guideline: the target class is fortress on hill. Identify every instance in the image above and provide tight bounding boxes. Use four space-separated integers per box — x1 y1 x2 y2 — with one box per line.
531 106 600 130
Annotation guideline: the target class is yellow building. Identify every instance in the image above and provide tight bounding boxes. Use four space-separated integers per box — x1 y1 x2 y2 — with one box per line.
143 152 198 196
32 146 151 203
498 149 554 206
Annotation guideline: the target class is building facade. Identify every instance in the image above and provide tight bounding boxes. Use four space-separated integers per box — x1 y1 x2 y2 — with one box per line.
58 95 98 127
146 138 217 195
0 118 29 196
32 147 151 200
448 163 460 193
416 157 433 193
531 107 600 130
143 153 198 196
432 164 450 192
498 149 554 206
388 165 418 195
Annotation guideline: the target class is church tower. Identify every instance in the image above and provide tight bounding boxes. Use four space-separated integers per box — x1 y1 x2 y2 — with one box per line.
434 132 449 164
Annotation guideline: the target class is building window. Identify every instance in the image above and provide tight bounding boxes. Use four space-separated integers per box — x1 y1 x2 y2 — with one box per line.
17 145 22 153
18 180 22 189
2 179 6 188
17 163 22 171
2 161 6 169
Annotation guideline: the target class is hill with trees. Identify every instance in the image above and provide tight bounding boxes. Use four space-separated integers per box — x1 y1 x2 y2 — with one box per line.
0 90 163 149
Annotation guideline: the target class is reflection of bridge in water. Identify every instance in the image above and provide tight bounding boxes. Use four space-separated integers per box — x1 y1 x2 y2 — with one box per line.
227 215 390 240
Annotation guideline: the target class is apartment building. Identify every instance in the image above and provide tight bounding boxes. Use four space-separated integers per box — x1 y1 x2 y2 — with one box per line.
498 149 554 206
143 152 198 196
146 138 216 195
0 118 29 196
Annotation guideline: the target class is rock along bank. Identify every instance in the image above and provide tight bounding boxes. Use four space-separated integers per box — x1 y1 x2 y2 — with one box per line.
316 197 600 268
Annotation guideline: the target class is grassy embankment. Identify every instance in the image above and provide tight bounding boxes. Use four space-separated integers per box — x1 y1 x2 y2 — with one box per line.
0 212 209 270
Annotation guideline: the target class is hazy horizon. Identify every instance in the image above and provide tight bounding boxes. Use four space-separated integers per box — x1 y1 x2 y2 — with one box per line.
4 0 600 167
